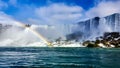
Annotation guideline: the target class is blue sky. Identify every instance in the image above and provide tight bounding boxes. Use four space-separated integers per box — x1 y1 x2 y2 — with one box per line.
0 0 120 25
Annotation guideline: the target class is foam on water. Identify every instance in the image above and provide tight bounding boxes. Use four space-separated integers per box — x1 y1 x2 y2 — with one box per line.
0 40 84 47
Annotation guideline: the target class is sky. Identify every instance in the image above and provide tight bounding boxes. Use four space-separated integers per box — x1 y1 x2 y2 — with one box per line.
0 0 120 25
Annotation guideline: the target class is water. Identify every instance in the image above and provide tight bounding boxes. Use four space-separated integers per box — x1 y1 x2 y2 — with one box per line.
0 47 119 68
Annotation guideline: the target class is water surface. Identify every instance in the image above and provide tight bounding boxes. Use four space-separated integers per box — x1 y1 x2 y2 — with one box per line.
0 47 120 68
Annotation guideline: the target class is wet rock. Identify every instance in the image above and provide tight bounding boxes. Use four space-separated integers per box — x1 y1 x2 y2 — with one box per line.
83 32 120 48
83 41 98 47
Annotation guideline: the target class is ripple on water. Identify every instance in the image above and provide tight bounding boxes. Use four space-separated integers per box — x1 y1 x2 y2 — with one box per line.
0 47 119 68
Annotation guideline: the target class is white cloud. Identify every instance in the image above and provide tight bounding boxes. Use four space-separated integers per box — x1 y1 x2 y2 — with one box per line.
34 3 84 24
1 0 120 25
86 1 120 18
0 12 12 24
0 11 20 25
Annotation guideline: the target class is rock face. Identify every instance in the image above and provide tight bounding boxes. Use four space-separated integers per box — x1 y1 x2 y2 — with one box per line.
101 32 120 47
83 32 120 48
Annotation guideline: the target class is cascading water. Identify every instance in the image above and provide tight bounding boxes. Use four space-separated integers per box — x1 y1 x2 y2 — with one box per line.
73 13 120 41
0 13 120 47
98 18 112 34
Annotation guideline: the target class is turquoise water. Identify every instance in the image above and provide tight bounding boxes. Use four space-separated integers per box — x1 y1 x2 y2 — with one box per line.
0 47 120 68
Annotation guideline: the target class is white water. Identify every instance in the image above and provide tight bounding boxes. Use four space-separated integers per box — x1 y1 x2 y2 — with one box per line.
0 25 84 47
78 13 120 41
87 18 113 40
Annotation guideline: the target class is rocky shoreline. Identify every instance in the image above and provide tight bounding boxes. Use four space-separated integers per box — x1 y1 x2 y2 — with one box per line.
83 32 120 48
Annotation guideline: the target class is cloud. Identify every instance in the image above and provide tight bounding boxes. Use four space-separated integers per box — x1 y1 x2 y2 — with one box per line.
1 0 120 25
0 11 20 25
34 3 84 24
0 11 12 24
86 1 120 18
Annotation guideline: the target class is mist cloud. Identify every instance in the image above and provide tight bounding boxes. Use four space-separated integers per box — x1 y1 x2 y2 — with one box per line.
0 12 15 24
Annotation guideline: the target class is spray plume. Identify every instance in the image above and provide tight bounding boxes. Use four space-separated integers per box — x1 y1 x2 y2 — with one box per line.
14 21 52 46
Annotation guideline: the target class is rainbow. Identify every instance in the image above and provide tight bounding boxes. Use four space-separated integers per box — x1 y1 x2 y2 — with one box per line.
15 21 52 47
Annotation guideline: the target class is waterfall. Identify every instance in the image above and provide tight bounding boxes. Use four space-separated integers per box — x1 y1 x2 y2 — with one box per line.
0 13 120 46
75 13 120 41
